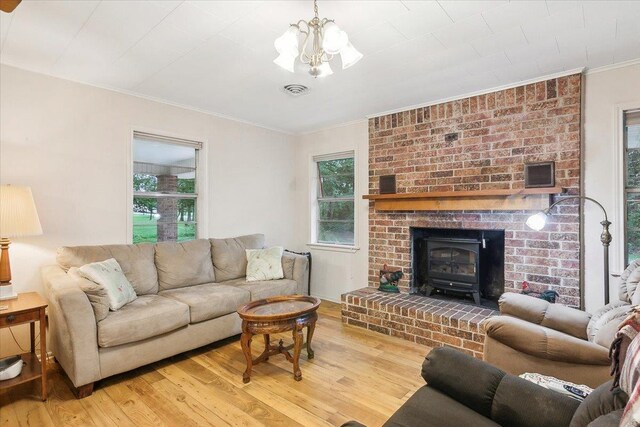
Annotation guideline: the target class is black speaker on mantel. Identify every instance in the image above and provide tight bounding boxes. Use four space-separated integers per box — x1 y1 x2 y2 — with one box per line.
379 175 396 194
524 161 555 188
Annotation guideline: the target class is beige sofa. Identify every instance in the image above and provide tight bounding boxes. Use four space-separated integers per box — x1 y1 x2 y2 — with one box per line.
483 259 640 388
41 234 309 397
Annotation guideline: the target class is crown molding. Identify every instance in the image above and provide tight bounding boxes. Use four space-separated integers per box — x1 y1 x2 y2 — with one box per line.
584 58 640 75
366 68 585 119
0 62 294 136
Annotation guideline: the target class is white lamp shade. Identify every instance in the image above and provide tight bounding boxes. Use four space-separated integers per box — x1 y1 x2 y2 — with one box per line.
339 42 363 69
273 52 296 73
274 26 299 57
322 22 348 54
317 62 333 77
0 185 42 237
525 212 548 231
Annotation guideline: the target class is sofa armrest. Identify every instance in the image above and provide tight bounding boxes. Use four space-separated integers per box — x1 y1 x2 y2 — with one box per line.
499 293 591 340
422 347 580 427
41 265 101 387
283 252 309 295
421 346 507 418
483 316 610 365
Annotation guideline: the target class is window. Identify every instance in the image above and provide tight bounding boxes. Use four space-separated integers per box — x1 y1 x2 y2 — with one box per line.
313 153 355 246
132 132 201 243
625 110 640 264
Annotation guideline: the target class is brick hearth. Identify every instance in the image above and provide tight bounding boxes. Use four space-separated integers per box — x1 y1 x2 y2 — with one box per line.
341 288 497 358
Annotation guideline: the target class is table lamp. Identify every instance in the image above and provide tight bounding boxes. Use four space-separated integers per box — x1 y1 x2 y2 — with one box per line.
526 195 611 305
0 185 43 300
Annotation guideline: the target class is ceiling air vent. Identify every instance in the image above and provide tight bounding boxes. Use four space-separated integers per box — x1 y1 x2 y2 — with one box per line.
283 84 310 97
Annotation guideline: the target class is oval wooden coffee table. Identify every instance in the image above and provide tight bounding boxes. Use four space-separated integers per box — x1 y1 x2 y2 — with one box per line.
237 295 320 383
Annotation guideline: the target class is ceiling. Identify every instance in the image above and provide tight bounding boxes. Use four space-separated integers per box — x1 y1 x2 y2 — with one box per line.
1 1 639 134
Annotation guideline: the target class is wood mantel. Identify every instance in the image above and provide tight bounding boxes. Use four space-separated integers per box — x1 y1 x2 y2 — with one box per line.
363 187 563 211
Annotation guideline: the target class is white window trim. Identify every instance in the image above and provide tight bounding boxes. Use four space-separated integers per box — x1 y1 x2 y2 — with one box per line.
127 127 208 244
613 103 640 273
307 149 359 252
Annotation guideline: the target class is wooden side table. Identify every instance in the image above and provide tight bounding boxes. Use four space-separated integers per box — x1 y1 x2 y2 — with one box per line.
0 292 48 401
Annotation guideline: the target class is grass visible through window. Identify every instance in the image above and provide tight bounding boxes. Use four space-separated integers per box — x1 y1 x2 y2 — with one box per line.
133 214 196 243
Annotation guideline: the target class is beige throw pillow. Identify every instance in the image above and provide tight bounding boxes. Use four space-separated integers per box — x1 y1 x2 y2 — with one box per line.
77 258 137 310
246 247 284 282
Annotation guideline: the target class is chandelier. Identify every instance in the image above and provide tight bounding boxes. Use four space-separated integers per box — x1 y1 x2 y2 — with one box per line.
273 0 363 78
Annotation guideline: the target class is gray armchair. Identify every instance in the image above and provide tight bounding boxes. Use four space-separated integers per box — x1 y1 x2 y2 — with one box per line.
483 260 640 388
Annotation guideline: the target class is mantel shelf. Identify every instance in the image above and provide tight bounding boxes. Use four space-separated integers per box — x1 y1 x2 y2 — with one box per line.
363 186 564 211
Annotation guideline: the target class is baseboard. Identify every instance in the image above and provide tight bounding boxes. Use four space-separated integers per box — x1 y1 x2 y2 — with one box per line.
312 294 341 304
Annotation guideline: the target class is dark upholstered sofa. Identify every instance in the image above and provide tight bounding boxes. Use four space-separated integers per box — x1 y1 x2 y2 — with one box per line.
344 346 628 427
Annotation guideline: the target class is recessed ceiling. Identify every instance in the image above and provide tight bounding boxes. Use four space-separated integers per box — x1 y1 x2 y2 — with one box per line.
1 1 639 133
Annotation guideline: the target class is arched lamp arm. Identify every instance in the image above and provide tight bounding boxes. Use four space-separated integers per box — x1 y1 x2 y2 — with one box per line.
545 195 609 223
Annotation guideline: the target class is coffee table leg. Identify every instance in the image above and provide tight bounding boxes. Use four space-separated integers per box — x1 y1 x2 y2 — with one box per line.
241 326 253 384
306 320 316 360
263 334 270 361
292 326 303 381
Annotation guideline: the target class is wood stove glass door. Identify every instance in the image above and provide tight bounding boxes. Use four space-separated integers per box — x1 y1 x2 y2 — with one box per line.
427 242 479 284
451 248 477 280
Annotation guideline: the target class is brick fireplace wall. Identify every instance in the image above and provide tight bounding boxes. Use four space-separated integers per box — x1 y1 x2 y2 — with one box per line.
368 74 582 306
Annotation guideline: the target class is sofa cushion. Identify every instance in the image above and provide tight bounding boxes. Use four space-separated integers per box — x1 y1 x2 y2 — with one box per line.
223 278 297 301
499 293 591 340
593 317 622 348
210 234 265 282
57 243 158 295
282 253 296 279
570 380 628 427
159 283 250 323
587 301 629 343
97 295 189 348
619 259 640 304
483 315 610 365
155 239 215 291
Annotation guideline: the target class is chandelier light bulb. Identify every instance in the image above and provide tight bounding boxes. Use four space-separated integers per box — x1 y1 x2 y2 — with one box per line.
525 212 548 231
339 42 363 69
273 52 296 73
316 62 333 77
274 26 299 57
322 21 348 54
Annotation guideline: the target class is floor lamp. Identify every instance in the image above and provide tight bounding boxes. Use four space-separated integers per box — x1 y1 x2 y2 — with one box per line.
0 185 43 300
526 196 611 305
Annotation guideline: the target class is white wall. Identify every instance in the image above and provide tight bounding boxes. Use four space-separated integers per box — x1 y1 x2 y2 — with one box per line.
0 65 296 355
583 62 640 312
293 121 369 302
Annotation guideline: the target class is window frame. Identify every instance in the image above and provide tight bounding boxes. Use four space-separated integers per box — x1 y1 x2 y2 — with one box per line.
308 150 358 251
127 129 207 244
623 109 640 265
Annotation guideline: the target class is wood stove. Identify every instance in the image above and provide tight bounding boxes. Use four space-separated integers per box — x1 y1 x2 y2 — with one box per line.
411 227 505 308
424 238 481 305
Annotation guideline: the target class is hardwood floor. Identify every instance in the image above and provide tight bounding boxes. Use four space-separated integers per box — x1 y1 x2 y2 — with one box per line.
0 301 430 427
